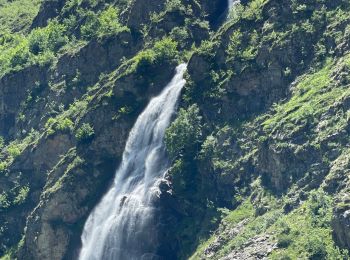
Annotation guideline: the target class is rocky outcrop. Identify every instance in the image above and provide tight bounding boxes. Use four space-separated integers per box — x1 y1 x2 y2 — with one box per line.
54 32 141 86
201 0 228 27
220 234 277 260
204 219 250 258
31 0 66 28
333 200 350 250
2 30 142 140
0 65 49 138
127 0 166 31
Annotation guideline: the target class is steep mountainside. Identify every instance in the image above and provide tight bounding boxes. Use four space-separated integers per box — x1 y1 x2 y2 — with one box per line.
0 0 350 259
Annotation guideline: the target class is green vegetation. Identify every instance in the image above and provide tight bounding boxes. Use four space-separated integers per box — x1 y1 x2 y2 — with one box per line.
0 1 132 76
0 184 31 209
131 37 178 73
2 0 350 259
190 201 254 260
0 21 68 76
0 235 25 260
45 117 74 136
0 0 41 32
44 149 85 195
165 104 202 158
75 123 95 143
270 191 348 259
81 6 128 39
263 61 333 132
29 21 68 55
190 189 349 259
13 186 30 205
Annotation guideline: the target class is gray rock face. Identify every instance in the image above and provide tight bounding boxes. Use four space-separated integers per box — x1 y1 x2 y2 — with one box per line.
0 31 141 140
332 187 350 250
0 65 49 137
31 0 66 28
204 219 250 258
127 0 166 30
220 234 277 260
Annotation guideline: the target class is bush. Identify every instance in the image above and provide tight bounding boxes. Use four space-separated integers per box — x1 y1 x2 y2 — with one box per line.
132 37 178 72
98 6 124 36
7 144 21 158
277 234 293 248
9 40 31 68
13 186 30 205
170 27 189 47
165 104 202 158
0 20 68 75
133 49 157 72
305 233 328 260
81 6 127 39
0 161 7 172
80 11 100 39
28 21 68 55
75 123 95 143
46 117 74 135
0 192 10 209
56 118 74 131
153 37 178 61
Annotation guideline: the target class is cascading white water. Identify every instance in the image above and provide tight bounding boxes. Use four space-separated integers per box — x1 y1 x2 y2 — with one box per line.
79 64 187 260
228 0 240 10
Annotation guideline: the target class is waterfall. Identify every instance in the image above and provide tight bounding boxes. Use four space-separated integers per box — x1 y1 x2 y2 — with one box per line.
79 64 187 260
228 0 240 11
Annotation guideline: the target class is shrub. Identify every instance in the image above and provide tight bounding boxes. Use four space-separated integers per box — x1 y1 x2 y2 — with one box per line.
243 0 267 21
0 20 68 75
9 40 31 68
97 6 124 36
133 49 157 72
305 233 328 260
80 11 100 39
56 118 74 131
0 0 41 32
226 30 243 59
170 27 189 47
132 38 178 72
165 104 202 158
153 37 178 61
13 186 30 205
0 192 10 209
0 136 4 150
28 21 68 55
7 144 21 158
199 135 216 160
197 40 217 57
165 0 184 12
46 117 74 135
277 234 293 248
75 123 95 143
0 161 7 172
81 7 127 39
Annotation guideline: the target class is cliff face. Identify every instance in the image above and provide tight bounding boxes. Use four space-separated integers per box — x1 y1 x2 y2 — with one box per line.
0 0 350 259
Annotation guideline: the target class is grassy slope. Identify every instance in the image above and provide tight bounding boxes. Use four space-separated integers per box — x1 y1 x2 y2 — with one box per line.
188 46 350 260
0 0 42 32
